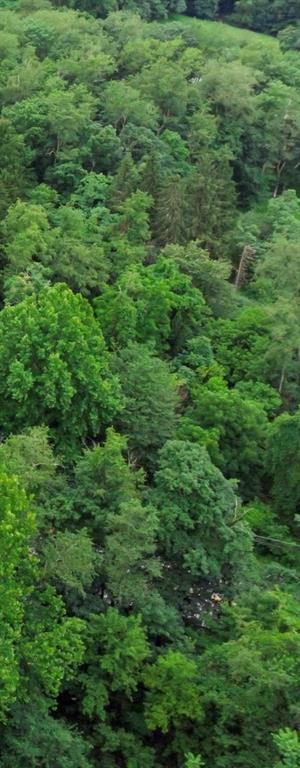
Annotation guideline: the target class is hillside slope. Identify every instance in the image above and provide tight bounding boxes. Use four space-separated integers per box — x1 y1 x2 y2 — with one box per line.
0 5 300 768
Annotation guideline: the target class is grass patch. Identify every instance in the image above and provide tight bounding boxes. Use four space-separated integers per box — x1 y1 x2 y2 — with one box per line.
159 13 279 53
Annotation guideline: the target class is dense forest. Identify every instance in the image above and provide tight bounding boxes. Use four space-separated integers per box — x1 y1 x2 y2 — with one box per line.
1 0 300 766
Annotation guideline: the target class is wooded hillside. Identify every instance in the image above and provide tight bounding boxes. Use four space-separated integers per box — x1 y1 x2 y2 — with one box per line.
0 3 300 767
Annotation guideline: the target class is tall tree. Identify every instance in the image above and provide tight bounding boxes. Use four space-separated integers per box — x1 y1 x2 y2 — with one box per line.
0 284 122 454
114 343 179 469
151 439 252 615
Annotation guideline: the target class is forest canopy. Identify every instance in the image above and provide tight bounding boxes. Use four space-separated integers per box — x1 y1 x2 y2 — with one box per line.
0 0 300 767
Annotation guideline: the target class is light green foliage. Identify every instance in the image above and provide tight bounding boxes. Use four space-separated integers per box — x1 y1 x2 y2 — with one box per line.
2 199 52 275
0 284 122 453
43 529 98 594
255 239 300 397
118 190 152 245
143 650 202 732
95 257 206 353
22 586 85 698
50 205 108 294
0 426 58 497
104 81 159 130
0 473 85 718
0 473 35 718
254 81 300 195
185 753 205 768
187 374 270 497
0 426 70 528
273 729 300 768
0 118 32 219
200 58 257 118
2 199 109 295
279 25 300 51
43 83 96 149
135 59 188 122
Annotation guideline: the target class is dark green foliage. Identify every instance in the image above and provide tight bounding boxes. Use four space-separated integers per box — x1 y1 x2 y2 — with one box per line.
232 0 300 33
104 499 160 606
0 700 92 768
279 24 300 51
186 373 271 497
267 410 300 521
114 343 179 468
197 589 300 768
152 439 252 607
190 0 218 20
73 427 142 536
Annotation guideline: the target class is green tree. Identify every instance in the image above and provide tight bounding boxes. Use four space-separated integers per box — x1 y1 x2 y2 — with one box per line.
50 205 108 294
255 82 300 196
143 650 202 733
95 257 206 354
103 81 158 130
0 473 85 718
114 343 179 469
273 729 300 768
197 589 300 768
0 699 92 768
233 0 300 33
0 284 122 454
81 608 149 720
0 118 32 219
164 241 233 316
0 427 58 498
210 306 271 386
152 439 252 612
154 174 187 245
42 529 98 595
0 473 35 718
109 152 139 208
267 409 300 522
185 156 236 255
185 754 205 768
191 0 218 18
2 199 53 277
255 238 300 398
73 427 142 537
104 499 160 606
135 59 188 123
187 373 271 497
279 24 300 52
